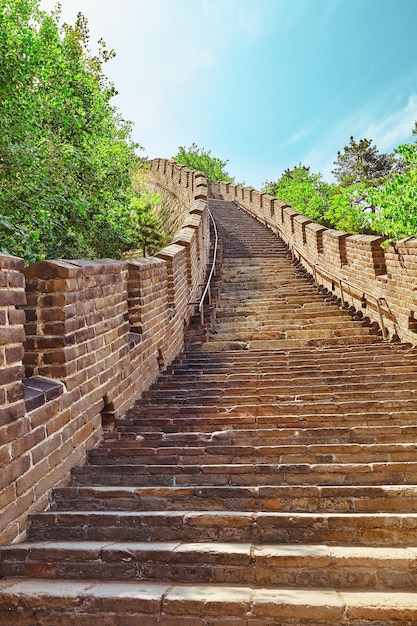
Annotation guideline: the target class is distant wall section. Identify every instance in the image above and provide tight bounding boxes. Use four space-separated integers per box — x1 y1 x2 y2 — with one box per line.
212 181 417 345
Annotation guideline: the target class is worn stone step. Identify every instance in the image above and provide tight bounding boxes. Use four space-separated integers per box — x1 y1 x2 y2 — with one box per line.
137 383 417 401
143 378 417 398
202 336 379 351
117 411 417 433
216 309 355 322
212 320 370 334
125 397 417 417
26 510 417 545
208 328 374 341
157 365 417 384
169 344 414 366
70 461 417 487
3 541 417 590
2 577 417 624
88 442 417 466
164 349 412 364
50 484 417 514
113 424 417 447
134 397 417 413
146 377 417 398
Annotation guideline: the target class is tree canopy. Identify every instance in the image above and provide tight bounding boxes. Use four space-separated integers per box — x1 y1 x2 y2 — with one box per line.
332 136 396 188
172 144 233 183
264 134 417 240
0 0 165 262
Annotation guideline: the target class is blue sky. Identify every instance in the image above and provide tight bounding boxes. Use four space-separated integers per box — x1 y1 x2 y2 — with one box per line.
39 0 417 189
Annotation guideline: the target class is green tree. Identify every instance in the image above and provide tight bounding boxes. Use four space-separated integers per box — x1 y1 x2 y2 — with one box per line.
172 143 233 183
332 136 395 189
367 143 417 239
263 165 370 234
129 197 167 257
0 0 164 262
323 185 371 233
263 165 332 224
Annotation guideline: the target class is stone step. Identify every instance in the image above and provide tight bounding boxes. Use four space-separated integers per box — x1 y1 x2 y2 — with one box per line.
49 484 417 514
217 290 332 300
172 342 414 361
202 336 379 351
127 396 417 415
215 304 354 315
70 461 417 487
212 319 368 332
159 363 417 381
111 424 417 446
209 328 375 343
26 510 417 546
2 578 417 625
88 442 417 466
117 411 417 433
143 376 417 397
138 390 417 403
146 376 417 397
2 541 417 590
159 361 417 378
172 344 415 365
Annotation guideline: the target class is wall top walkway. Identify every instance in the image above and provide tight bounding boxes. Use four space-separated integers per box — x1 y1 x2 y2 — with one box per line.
211 180 417 345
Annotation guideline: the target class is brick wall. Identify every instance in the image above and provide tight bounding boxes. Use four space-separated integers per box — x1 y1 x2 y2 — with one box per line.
0 161 210 544
214 181 417 344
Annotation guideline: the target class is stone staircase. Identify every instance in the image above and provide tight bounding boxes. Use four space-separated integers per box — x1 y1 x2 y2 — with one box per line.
2 200 417 624
206 201 378 351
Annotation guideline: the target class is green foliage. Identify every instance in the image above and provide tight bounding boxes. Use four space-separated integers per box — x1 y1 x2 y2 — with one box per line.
367 143 417 239
172 143 233 183
263 165 331 224
129 171 168 256
0 0 165 262
263 165 372 235
332 136 396 188
265 133 417 240
129 196 167 257
323 185 371 233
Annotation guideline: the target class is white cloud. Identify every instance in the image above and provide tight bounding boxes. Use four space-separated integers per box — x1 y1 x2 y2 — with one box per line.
301 95 417 181
282 127 313 147
362 95 417 151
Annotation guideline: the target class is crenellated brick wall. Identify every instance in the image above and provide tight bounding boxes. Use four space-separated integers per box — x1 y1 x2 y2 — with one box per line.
0 161 209 544
212 181 417 344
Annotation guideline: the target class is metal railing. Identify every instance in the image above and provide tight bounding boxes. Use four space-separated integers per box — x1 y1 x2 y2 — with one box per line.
289 244 394 339
198 207 218 325
233 197 396 339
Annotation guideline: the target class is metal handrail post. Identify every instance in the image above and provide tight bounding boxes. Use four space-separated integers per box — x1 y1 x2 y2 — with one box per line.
198 207 218 325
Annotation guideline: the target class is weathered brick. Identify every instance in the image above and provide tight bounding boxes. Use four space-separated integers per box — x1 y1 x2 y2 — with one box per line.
0 327 26 345
0 400 25 426
0 162 210 546
5 344 25 364
0 454 31 490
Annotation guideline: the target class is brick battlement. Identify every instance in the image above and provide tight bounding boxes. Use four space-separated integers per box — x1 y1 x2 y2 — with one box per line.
211 181 417 344
0 161 209 544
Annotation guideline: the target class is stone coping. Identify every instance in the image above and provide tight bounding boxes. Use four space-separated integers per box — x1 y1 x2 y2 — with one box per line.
23 376 65 413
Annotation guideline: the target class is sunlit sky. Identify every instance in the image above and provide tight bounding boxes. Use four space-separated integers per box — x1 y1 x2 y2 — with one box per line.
39 0 417 189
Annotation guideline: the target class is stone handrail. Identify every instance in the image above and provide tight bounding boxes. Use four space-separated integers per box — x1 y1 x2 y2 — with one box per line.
0 159 209 544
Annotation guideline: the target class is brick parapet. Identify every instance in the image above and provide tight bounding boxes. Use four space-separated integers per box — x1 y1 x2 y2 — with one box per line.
217 180 417 343
0 161 210 544
0 254 26 429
